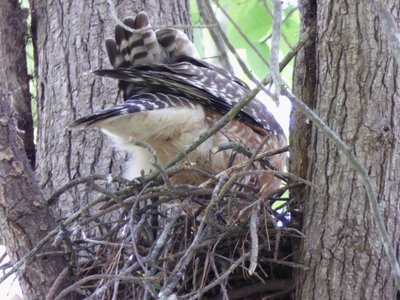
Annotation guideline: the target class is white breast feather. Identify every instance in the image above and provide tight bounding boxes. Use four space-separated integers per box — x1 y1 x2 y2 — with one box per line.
94 105 226 179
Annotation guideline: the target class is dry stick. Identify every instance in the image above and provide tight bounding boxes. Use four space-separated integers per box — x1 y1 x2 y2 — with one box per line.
271 0 283 98
91 183 120 200
89 262 141 300
261 5 298 44
130 138 171 188
128 182 154 291
130 215 149 274
147 206 184 267
47 174 129 205
210 255 229 299
106 241 125 300
225 134 275 202
215 250 308 271
80 236 130 247
282 87 400 288
248 204 259 275
207 147 315 189
185 250 251 300
158 175 229 299
196 0 234 72
54 273 155 300
214 1 270 69
202 0 263 87
261 0 293 49
212 141 253 157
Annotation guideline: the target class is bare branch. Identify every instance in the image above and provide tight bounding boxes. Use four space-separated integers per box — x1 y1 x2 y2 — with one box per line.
271 0 283 98
196 0 234 72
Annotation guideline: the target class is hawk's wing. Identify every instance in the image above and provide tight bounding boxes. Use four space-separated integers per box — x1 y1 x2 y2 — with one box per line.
71 12 287 188
73 55 283 137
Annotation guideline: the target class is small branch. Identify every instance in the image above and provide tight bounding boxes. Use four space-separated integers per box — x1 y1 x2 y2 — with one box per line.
202 0 265 89
214 2 270 68
210 256 229 299
47 174 130 205
248 204 259 275
261 6 299 44
186 252 249 299
45 267 71 300
130 138 171 187
211 141 252 158
54 274 156 300
271 0 283 98
0 188 117 284
261 0 294 48
196 0 234 72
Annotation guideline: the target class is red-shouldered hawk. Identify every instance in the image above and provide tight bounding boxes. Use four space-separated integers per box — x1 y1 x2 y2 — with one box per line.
71 12 287 193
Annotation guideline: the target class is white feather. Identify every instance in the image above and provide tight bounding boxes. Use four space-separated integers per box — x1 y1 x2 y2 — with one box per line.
94 105 227 179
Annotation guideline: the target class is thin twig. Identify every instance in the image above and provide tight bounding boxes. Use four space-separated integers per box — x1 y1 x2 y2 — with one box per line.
248 203 259 275
261 6 299 44
196 0 234 72
261 0 294 48
215 2 271 68
271 0 283 98
47 174 129 205
54 273 155 300
202 0 265 89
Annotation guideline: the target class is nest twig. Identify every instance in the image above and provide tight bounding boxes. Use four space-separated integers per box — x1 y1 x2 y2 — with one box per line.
37 145 310 299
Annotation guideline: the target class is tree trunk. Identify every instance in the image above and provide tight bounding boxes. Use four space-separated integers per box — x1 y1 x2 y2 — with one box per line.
29 0 191 217
0 0 191 298
0 1 67 298
0 96 66 299
292 0 400 299
0 0 35 166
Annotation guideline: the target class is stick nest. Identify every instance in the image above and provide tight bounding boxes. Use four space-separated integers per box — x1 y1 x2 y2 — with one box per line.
47 146 306 300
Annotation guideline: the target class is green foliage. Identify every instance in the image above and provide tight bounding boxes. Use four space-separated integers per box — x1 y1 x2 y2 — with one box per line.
190 0 300 83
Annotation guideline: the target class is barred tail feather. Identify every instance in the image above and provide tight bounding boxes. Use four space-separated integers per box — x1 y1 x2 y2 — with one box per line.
106 12 166 69
70 93 194 129
156 28 199 59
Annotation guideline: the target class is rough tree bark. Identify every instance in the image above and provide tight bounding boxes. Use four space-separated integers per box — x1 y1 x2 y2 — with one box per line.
0 0 35 166
0 0 190 298
29 0 191 216
0 96 66 299
292 0 400 299
0 1 67 299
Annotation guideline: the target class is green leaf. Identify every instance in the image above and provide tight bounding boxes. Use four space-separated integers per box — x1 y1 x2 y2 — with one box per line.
222 0 273 49
190 0 201 24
